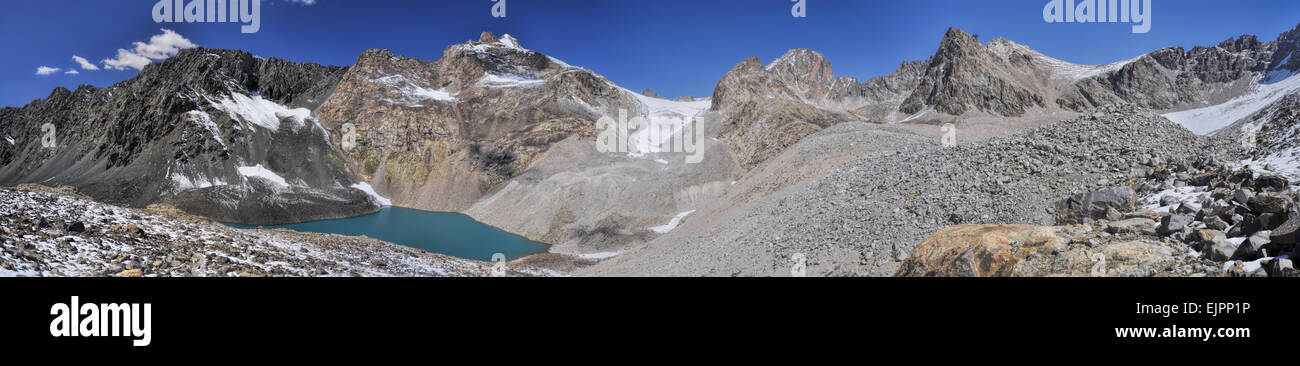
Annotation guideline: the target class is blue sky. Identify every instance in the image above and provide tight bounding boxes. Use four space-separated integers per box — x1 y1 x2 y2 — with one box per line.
3 0 1299 107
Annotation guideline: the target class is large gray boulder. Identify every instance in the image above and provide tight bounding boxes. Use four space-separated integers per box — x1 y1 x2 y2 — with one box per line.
1054 186 1138 224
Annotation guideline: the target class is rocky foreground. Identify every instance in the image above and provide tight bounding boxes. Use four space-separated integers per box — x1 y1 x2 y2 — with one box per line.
898 153 1300 277
0 185 554 277
596 104 1294 276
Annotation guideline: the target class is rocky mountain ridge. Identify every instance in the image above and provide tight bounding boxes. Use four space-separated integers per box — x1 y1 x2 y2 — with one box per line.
0 48 382 225
314 32 642 213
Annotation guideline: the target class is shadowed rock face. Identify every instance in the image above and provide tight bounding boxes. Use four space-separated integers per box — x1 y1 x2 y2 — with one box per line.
313 33 642 212
901 28 1045 117
0 47 378 225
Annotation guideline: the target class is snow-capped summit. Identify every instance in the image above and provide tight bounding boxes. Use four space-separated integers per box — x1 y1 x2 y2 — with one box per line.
498 34 524 50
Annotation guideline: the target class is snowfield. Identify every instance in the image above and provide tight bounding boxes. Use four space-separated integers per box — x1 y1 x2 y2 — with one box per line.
1163 70 1300 135
649 210 696 234
621 87 712 158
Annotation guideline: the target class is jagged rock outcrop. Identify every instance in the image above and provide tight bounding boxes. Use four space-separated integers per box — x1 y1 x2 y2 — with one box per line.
314 33 642 212
1058 24 1300 112
0 47 379 225
900 28 1046 117
709 49 924 168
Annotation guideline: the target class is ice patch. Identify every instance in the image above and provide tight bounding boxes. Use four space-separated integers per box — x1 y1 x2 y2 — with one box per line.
1162 72 1300 135
650 210 696 234
498 34 523 50
576 251 622 260
620 87 711 157
351 182 391 206
548 56 573 69
238 164 289 186
212 93 313 131
369 75 458 106
171 172 226 192
479 73 546 88
1225 257 1272 273
4 136 12 145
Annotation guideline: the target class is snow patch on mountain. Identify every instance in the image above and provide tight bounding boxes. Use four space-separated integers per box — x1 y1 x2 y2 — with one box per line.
498 34 523 50
369 74 458 107
460 33 531 54
985 38 1140 82
1240 145 1300 184
212 93 313 131
171 171 226 192
350 182 391 206
1162 72 1300 135
650 210 696 234
237 164 289 187
185 110 225 146
621 87 712 157
479 73 546 88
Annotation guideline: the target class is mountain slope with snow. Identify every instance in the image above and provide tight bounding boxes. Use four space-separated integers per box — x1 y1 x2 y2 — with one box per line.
0 48 384 225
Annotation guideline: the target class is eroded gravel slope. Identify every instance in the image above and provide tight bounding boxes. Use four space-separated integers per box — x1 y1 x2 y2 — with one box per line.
599 105 1241 276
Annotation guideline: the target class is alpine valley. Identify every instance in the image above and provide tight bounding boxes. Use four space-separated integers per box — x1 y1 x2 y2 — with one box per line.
3 24 1299 277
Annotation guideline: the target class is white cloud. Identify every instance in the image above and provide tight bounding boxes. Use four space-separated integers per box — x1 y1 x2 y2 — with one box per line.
72 55 99 70
103 29 197 71
283 0 317 4
65 70 80 75
36 66 60 75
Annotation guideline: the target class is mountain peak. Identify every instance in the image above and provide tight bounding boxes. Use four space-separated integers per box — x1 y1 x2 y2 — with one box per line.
938 27 981 52
479 31 498 43
498 34 523 50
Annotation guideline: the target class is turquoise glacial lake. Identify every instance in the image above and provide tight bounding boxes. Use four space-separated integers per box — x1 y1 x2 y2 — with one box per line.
225 207 548 261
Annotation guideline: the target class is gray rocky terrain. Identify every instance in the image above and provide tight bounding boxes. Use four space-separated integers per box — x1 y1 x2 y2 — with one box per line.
0 185 553 277
593 104 1247 276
